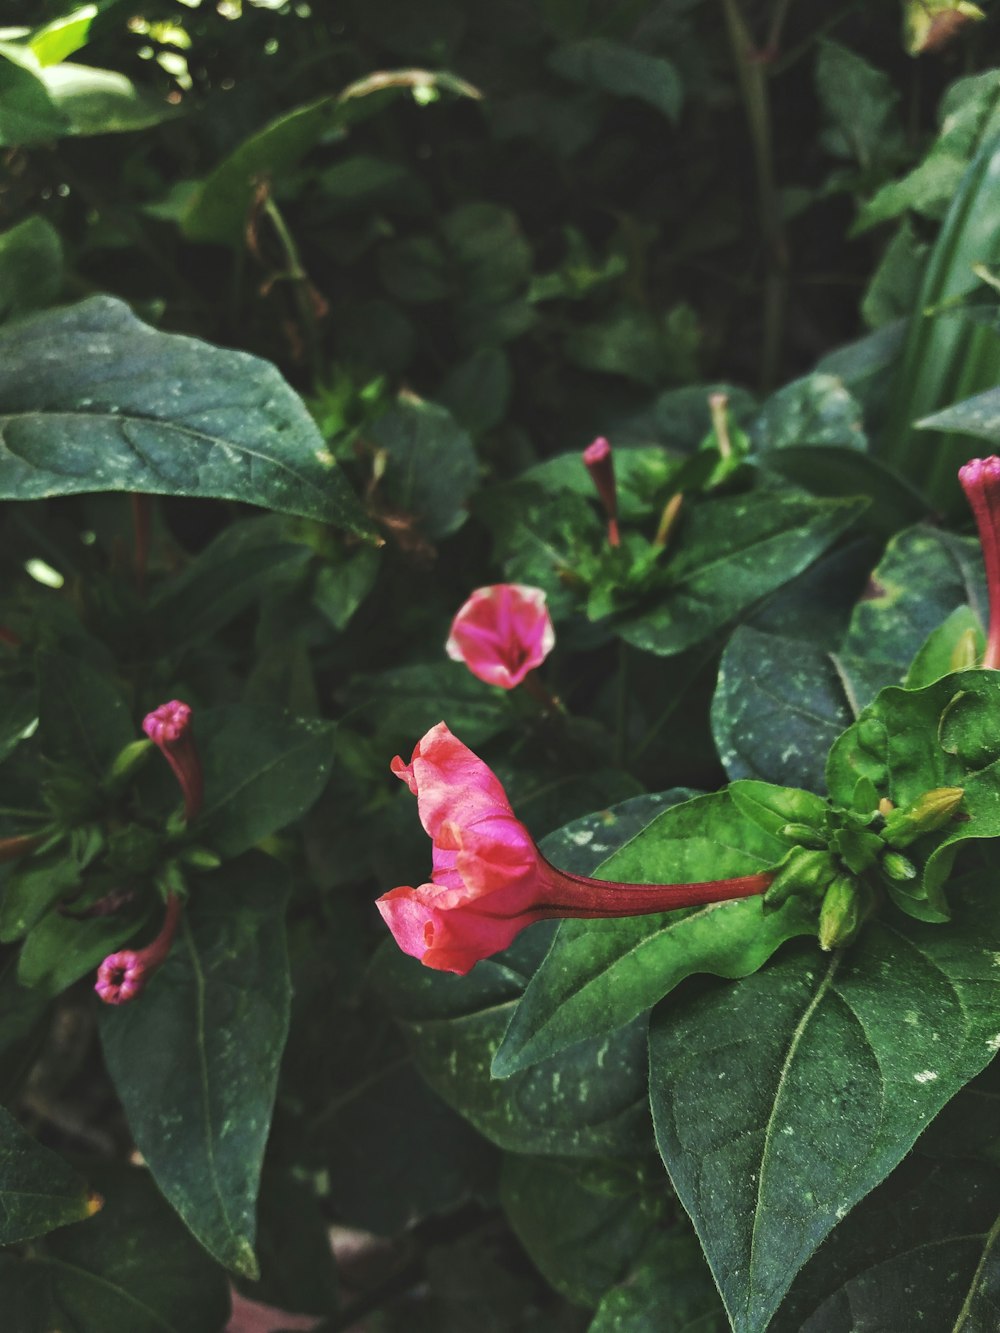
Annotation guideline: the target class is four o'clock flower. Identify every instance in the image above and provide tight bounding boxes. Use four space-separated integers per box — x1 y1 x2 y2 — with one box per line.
446 585 555 690
143 700 203 821
376 723 773 974
582 436 620 547
958 456 1000 669
94 892 181 1005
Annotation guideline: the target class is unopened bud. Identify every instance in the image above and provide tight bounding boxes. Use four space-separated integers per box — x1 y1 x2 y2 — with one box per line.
764 848 836 909
108 738 154 784
819 876 867 951
882 786 964 848
882 851 917 882
179 846 222 870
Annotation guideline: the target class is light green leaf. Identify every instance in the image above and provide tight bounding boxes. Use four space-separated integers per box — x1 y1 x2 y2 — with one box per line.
0 297 372 536
100 858 291 1277
0 216 62 322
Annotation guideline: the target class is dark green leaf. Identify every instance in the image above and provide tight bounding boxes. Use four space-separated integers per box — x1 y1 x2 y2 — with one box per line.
752 374 866 451
494 791 812 1077
312 546 380 631
239 1169 338 1316
589 1231 727 1333
0 297 372 536
618 494 866 657
18 900 148 996
370 396 478 538
815 40 902 171
0 1103 93 1244
345 662 510 751
0 1162 230 1332
100 858 291 1277
648 871 1000 1333
549 39 682 122
195 705 337 859
438 347 511 433
712 627 854 794
500 1155 652 1306
0 42 68 145
0 216 62 322
37 651 132 779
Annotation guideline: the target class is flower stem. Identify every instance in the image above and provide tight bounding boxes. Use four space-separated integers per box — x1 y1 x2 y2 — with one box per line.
538 855 772 915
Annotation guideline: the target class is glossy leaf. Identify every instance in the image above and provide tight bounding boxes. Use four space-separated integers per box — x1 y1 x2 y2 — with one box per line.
648 871 1000 1333
712 627 853 794
0 1102 94 1244
345 662 510 751
589 1231 727 1333
99 858 291 1277
0 297 371 536
617 493 866 656
493 790 813 1077
18 903 148 997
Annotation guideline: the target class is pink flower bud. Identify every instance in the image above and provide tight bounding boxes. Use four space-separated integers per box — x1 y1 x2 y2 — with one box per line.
376 723 772 974
94 893 181 1005
143 700 203 820
958 456 1000 669
582 436 620 547
446 585 555 690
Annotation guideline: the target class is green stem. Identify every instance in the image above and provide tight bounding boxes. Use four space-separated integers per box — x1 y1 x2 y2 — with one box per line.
721 0 787 390
262 195 323 385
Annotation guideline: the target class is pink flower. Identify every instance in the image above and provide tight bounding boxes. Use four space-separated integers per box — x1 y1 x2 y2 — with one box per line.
959 456 1000 669
582 436 620 547
445 585 555 690
376 723 772 974
143 700 203 821
95 893 181 1005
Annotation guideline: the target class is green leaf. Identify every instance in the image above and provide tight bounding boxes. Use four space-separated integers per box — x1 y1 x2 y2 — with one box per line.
345 662 509 752
773 1155 1000 1332
0 297 372 537
861 217 929 329
18 901 148 997
838 524 986 707
36 651 132 780
0 216 62 323
752 373 866 451
195 706 337 859
312 546 380 631
0 42 68 145
815 39 902 172
918 383 1000 443
648 871 1000 1333
369 395 478 539
0 682 37 765
712 627 854 794
0 849 80 942
826 670 1000 906
617 493 866 657
29 6 96 67
500 1155 653 1306
760 445 928 542
100 858 291 1278
589 1231 727 1333
0 1103 93 1244
549 38 682 122
39 61 174 137
493 791 812 1077
438 347 511 433
905 604 984 687
0 1162 230 1332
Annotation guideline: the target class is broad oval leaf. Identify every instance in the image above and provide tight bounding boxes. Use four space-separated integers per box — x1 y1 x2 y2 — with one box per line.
99 858 291 1277
0 297 371 536
648 872 1000 1333
493 791 813 1078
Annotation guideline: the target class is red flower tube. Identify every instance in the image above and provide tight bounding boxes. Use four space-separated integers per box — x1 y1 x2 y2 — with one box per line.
582 436 620 547
959 456 1000 669
143 700 203 821
94 892 181 1005
446 584 555 689
376 723 772 974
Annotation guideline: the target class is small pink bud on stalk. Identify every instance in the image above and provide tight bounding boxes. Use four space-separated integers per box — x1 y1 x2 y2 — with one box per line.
582 437 620 548
143 701 203 821
94 892 181 1005
959 456 1000 669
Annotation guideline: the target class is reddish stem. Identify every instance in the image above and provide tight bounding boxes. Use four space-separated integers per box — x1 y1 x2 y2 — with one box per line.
535 856 772 916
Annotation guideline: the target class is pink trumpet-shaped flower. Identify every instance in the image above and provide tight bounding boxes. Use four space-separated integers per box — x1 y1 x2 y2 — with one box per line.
446 585 555 690
143 700 203 821
376 723 772 974
583 436 620 547
959 456 1000 669
94 892 181 1005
